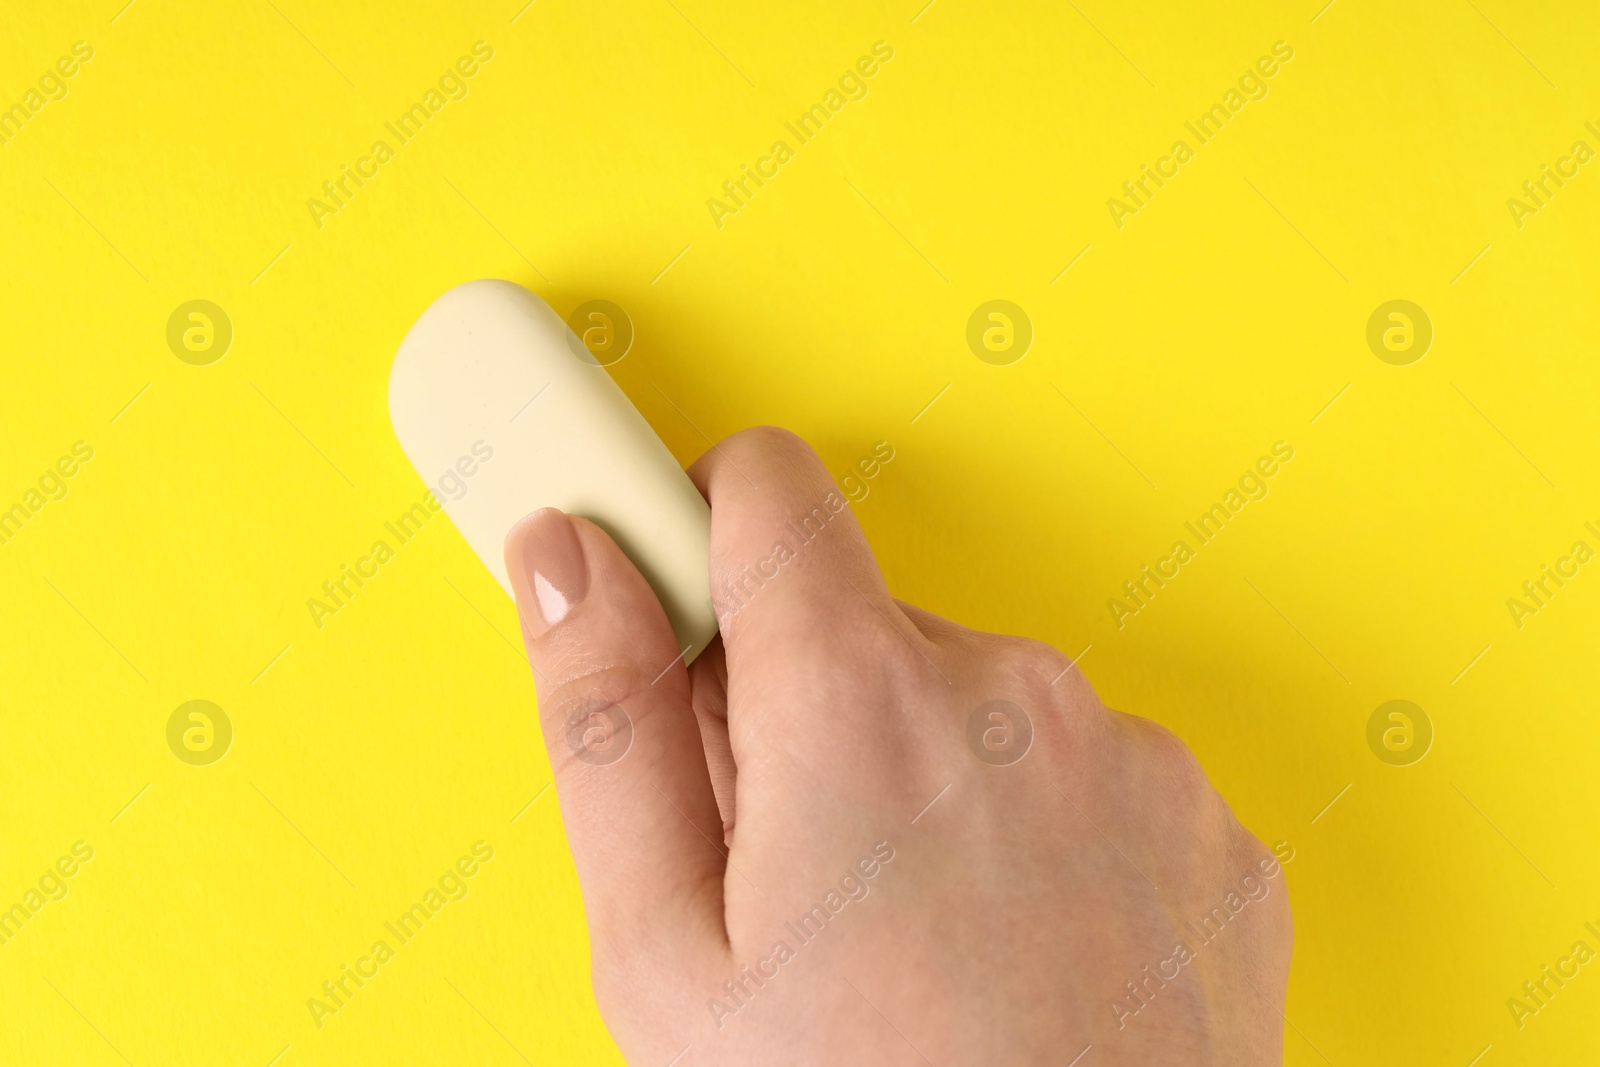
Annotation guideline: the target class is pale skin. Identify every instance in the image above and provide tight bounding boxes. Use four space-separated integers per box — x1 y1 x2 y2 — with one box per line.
503 426 1293 1066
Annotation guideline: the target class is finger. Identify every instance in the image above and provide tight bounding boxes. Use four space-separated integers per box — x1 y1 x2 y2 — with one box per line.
504 508 729 963
687 637 736 840
687 426 912 660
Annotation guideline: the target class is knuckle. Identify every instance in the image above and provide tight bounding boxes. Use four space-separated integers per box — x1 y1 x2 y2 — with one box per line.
540 662 642 724
1131 714 1212 799
537 663 652 777
728 422 810 453
721 424 819 472
978 635 1101 719
993 635 1059 681
1018 637 1092 700
954 635 1107 766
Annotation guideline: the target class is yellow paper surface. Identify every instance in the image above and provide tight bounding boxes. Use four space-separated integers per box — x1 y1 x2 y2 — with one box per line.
2 2 1598 1063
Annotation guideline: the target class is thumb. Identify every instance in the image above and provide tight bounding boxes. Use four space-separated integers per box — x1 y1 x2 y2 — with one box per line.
504 508 729 978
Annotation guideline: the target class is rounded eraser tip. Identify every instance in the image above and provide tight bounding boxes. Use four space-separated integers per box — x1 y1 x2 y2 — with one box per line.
389 280 718 663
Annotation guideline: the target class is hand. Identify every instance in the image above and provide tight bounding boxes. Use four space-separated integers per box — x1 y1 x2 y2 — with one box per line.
503 426 1293 1065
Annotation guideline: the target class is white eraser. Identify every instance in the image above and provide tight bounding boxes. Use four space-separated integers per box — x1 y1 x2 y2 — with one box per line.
388 279 718 663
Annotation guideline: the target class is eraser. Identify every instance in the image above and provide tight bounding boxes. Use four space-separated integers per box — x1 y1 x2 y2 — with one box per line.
388 279 718 664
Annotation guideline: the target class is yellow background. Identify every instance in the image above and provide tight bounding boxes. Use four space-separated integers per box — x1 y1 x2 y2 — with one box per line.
3 0 1598 1063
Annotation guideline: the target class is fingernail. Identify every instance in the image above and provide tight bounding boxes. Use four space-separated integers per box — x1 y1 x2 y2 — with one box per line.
505 509 589 640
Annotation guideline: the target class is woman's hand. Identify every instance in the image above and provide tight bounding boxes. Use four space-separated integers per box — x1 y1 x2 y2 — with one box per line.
504 426 1292 1066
